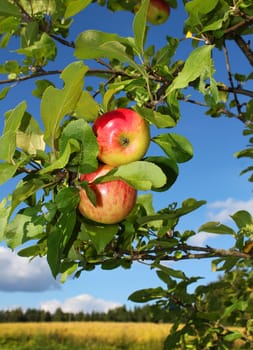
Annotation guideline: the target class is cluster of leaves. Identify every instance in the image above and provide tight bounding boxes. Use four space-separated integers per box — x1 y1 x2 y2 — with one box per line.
0 0 253 348
129 210 253 347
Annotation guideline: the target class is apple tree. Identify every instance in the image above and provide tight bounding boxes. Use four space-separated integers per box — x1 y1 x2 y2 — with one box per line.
0 0 253 348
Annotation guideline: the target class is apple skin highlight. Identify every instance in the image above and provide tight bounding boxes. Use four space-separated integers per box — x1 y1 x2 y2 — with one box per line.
93 108 150 167
78 164 137 224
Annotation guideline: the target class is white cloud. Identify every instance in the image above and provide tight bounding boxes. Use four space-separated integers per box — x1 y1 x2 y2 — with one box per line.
188 198 253 246
0 246 60 292
207 198 253 223
40 294 122 314
187 232 218 246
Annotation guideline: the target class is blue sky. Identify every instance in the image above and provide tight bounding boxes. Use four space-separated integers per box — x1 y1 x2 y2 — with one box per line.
0 1 253 314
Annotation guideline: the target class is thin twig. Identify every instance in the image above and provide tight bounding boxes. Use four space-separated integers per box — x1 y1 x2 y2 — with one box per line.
234 35 253 67
223 42 243 120
50 34 75 48
117 244 252 263
223 15 253 35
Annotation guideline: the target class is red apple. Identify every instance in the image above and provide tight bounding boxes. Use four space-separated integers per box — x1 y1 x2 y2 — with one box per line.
93 108 150 166
135 0 170 25
78 164 137 224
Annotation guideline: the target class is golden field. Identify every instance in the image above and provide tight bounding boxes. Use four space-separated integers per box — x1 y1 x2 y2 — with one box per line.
0 322 171 350
0 321 171 342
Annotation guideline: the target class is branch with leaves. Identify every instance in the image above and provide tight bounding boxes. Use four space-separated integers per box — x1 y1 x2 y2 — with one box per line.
1 0 253 348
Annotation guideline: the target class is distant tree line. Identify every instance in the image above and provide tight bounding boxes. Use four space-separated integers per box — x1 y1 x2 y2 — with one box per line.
0 304 171 323
1 269 252 325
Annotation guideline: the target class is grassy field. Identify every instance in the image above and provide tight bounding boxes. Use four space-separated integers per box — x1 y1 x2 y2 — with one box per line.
0 322 171 350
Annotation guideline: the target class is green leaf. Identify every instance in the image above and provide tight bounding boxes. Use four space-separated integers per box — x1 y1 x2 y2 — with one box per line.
152 133 193 163
59 119 98 173
47 211 76 278
4 212 44 249
144 156 178 192
74 91 99 122
55 187 80 213
222 299 248 319
175 198 206 217
16 131 45 154
18 244 45 258
15 111 45 154
11 175 53 213
75 30 130 59
136 194 155 216
60 262 79 283
0 0 21 17
135 106 176 128
211 256 239 272
155 263 187 280
198 221 236 236
185 0 230 33
0 198 11 242
224 331 244 342
41 61 88 147
32 80 55 99
0 163 19 185
133 0 149 55
40 138 80 174
152 37 179 66
105 161 167 190
0 101 27 162
81 222 118 253
166 45 214 94
75 30 145 74
64 0 92 18
0 86 11 100
16 33 57 62
128 287 167 303
231 210 252 229
101 259 122 270
21 21 39 47
19 0 56 15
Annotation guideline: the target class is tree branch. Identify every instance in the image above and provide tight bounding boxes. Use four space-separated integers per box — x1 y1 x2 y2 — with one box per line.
120 244 252 263
234 35 253 67
223 15 253 36
50 34 75 48
223 42 243 119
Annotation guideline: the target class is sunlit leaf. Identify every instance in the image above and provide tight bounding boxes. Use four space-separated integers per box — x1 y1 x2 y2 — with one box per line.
155 263 187 280
4 212 44 249
55 187 80 213
0 163 18 185
16 33 57 61
75 30 145 74
166 45 214 94
81 222 118 253
40 138 80 174
0 101 26 162
152 133 193 163
74 91 99 122
59 119 98 173
0 86 11 100
133 0 149 55
231 210 252 229
128 287 167 302
198 221 236 236
41 61 88 147
47 211 76 277
102 161 167 190
144 156 178 192
0 0 21 17
136 106 176 128
0 198 11 242
64 0 92 18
